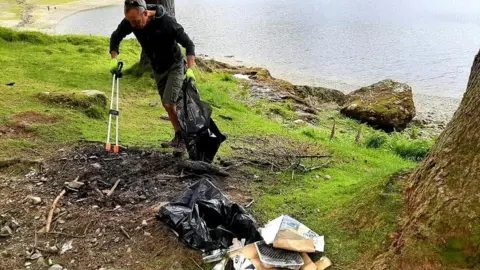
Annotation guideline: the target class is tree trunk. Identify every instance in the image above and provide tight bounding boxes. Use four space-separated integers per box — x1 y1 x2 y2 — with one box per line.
140 0 175 69
371 51 480 269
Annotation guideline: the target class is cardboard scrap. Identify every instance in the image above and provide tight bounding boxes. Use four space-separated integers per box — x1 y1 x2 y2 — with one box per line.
273 229 316 253
315 257 332 270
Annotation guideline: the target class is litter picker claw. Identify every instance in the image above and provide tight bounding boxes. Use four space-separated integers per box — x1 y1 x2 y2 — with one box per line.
106 61 123 153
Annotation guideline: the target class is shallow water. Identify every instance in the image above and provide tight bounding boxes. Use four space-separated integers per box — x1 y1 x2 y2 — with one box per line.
56 0 480 98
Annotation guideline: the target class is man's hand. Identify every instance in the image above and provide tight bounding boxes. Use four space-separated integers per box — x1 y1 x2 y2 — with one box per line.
186 68 196 81
109 58 119 74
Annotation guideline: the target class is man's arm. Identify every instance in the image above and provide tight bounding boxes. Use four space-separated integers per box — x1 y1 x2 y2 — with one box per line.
110 19 133 58
166 17 195 68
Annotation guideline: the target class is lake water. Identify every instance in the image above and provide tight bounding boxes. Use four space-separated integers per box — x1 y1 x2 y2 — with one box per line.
56 0 480 98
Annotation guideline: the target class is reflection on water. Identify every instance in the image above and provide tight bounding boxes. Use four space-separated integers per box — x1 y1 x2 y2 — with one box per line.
56 0 480 98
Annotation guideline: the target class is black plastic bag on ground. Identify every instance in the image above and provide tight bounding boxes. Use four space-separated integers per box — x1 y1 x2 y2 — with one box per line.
176 79 226 163
157 178 261 251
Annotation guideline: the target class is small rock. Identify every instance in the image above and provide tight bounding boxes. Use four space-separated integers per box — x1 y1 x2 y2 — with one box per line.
315 175 320 179
26 195 42 205
149 101 158 107
48 246 59 254
70 259 75 264
139 195 147 200
25 262 32 267
141 220 147 226
34 215 40 220
58 219 65 224
0 226 13 236
92 205 99 210
114 237 120 243
65 180 84 189
95 228 101 234
127 247 132 253
293 119 306 125
144 231 151 237
324 175 332 180
10 219 19 229
49 264 63 270
91 163 102 169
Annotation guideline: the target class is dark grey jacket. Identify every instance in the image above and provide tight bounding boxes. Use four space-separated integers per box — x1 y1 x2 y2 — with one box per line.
110 5 195 73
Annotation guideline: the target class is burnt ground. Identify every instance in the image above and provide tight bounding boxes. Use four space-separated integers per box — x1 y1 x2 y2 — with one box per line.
0 144 256 270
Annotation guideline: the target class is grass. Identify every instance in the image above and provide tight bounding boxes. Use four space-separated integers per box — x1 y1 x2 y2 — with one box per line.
0 27 429 269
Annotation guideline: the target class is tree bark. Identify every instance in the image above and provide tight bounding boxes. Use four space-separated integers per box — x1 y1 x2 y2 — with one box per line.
140 0 175 68
371 50 480 269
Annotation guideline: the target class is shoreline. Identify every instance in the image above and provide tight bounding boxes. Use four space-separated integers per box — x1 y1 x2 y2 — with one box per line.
203 55 462 127
0 0 461 128
0 0 120 34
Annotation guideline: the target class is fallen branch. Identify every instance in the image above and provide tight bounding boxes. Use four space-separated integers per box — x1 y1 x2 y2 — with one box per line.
46 189 66 233
46 231 86 238
120 226 131 239
178 160 229 177
106 179 121 197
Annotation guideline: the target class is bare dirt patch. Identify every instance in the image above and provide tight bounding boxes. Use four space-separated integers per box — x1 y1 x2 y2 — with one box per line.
10 111 58 125
0 122 36 139
0 144 255 269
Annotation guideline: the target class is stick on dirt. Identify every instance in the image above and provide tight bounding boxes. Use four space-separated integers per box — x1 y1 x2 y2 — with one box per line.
107 179 121 197
120 226 131 239
190 257 205 270
46 189 66 233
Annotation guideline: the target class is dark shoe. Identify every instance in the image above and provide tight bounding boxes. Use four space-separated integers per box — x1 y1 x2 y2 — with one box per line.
172 133 186 155
161 132 181 148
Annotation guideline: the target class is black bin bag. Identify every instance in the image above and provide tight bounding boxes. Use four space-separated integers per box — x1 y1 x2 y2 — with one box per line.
157 178 261 251
176 79 226 163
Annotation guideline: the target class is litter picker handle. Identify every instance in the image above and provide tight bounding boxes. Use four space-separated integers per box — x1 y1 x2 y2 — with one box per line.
115 62 124 78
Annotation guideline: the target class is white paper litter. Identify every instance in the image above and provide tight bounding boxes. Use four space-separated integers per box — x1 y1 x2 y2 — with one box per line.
232 254 256 270
259 215 325 252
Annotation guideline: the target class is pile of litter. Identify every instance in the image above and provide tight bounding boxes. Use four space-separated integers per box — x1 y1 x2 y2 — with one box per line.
158 179 332 270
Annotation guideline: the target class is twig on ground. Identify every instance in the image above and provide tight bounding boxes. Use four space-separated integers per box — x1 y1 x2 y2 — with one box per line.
291 169 295 180
190 257 205 270
120 226 131 239
47 232 86 238
246 200 255 208
106 179 121 197
46 189 66 233
94 188 104 198
83 221 92 235
0 207 14 215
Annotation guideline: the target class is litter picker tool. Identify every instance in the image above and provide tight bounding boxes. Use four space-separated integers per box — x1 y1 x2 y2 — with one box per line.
106 61 124 153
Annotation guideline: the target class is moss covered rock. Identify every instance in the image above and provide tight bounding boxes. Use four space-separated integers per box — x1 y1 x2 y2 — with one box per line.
340 79 416 132
38 90 107 118
294 85 347 105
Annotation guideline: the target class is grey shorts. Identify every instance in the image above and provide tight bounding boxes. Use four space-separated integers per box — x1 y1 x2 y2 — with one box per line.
153 60 186 104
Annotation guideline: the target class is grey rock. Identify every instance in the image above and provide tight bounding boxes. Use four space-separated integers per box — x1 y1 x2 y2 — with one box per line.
91 163 102 169
27 195 42 205
294 85 347 105
324 175 332 180
48 264 63 270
